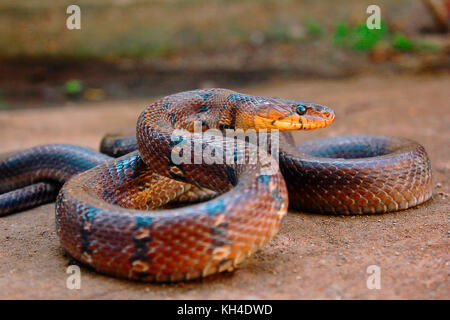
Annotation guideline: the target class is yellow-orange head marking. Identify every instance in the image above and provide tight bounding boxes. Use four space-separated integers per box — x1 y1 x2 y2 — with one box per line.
252 99 335 131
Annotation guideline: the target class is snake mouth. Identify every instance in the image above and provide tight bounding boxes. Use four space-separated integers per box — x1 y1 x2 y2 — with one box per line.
300 110 335 130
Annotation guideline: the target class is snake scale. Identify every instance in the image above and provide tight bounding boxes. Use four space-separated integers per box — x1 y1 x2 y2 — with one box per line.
0 89 432 282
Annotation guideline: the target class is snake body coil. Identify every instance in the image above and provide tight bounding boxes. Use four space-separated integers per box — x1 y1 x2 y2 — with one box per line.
0 89 432 281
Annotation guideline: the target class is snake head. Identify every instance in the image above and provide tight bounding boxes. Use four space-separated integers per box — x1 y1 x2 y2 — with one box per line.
253 100 335 131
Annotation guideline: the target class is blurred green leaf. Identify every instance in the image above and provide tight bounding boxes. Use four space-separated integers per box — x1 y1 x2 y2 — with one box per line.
333 22 350 46
65 79 82 95
392 33 413 52
351 22 387 52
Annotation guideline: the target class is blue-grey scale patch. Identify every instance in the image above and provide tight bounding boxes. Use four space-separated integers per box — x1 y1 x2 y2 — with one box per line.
85 207 98 223
209 209 230 248
0 195 18 211
161 102 171 110
169 112 177 125
232 145 244 163
63 144 101 156
345 143 377 157
201 141 208 150
167 135 185 166
168 135 184 148
199 104 209 113
224 165 236 185
0 189 34 214
110 137 137 157
271 187 284 210
130 216 154 267
103 189 118 205
210 229 229 247
256 175 272 185
197 91 213 101
58 145 109 172
81 207 100 255
112 138 124 148
220 103 229 112
0 144 108 213
227 93 253 103
114 157 139 179
204 199 226 216
136 215 153 228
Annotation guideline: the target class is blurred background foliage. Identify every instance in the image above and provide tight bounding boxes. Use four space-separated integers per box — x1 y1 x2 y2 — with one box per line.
0 0 444 58
0 0 447 108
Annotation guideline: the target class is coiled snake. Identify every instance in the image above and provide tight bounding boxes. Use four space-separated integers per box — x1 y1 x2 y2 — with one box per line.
0 89 432 281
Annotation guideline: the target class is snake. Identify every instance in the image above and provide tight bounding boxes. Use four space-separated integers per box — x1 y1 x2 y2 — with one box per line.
0 89 432 282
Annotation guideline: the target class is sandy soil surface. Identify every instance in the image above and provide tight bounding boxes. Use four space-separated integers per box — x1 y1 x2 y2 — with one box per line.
0 75 448 299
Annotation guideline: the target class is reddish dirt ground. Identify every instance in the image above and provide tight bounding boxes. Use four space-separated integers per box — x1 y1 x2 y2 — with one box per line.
0 75 448 299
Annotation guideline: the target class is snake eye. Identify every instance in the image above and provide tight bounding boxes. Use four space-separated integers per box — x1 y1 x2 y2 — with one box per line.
296 105 307 115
